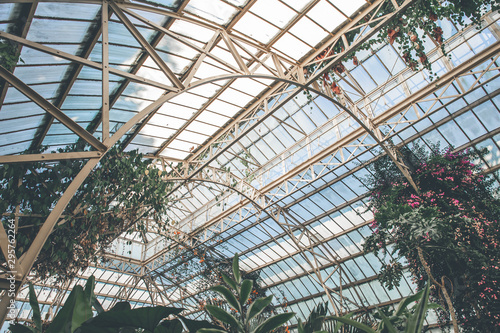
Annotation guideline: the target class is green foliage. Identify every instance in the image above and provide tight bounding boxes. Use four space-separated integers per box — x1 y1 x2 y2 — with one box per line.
10 277 97 333
297 303 328 333
363 145 500 332
304 0 500 96
199 254 295 333
0 39 21 71
9 276 217 333
0 145 173 280
327 282 439 332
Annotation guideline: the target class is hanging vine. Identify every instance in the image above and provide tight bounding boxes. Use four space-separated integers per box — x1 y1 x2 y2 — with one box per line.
0 145 173 281
304 0 500 96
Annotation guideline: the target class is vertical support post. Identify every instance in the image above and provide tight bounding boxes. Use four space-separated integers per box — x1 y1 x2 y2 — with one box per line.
102 0 110 140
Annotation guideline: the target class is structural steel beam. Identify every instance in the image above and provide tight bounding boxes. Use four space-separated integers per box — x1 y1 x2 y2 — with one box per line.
0 31 179 93
0 66 107 152
29 5 109 151
0 1 38 107
0 151 102 164
142 40 500 307
102 0 110 140
149 0 417 214
109 2 184 89
167 39 500 244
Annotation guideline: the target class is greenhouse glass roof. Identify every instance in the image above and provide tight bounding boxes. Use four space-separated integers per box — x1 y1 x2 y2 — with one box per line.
1 0 500 330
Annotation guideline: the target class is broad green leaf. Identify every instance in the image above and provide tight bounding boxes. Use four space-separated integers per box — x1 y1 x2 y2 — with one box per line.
155 318 183 333
427 303 444 311
297 318 305 333
394 289 424 316
83 276 95 305
71 285 94 332
108 302 131 312
92 297 105 314
232 253 241 284
324 312 353 333
28 283 42 333
407 282 431 333
221 272 238 291
197 329 227 333
75 325 118 333
324 316 376 333
211 285 241 313
376 310 398 333
8 324 35 333
177 315 223 333
252 312 295 333
47 285 82 333
205 305 242 332
80 306 183 332
246 296 273 322
239 280 253 308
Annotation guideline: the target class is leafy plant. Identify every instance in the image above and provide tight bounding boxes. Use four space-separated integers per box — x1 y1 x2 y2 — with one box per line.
199 253 295 333
327 282 439 333
304 0 500 97
9 275 218 333
0 39 21 71
362 145 500 332
0 145 173 280
10 276 98 333
297 302 328 333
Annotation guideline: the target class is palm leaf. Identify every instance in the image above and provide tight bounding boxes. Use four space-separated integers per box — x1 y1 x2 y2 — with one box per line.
252 312 295 333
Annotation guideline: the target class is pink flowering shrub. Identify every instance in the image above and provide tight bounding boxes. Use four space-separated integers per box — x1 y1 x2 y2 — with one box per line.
363 145 500 332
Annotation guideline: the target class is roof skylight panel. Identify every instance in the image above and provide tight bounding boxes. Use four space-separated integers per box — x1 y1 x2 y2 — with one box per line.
307 0 346 33
167 93 208 113
289 16 329 48
207 99 241 117
216 86 254 107
0 102 46 123
193 60 233 79
36 2 100 20
169 19 215 44
135 57 173 84
0 117 42 140
27 18 91 44
0 3 14 21
348 66 377 93
273 32 311 61
131 134 166 148
195 110 231 127
185 0 239 25
361 56 392 86
330 0 367 17
156 102 195 120
147 115 188 134
108 15 157 48
90 42 141 67
176 129 209 144
138 124 177 139
156 33 200 61
168 138 198 152
232 13 280 44
375 45 407 76
230 77 269 95
159 147 190 160
251 0 297 30
185 120 219 136
13 65 67 85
